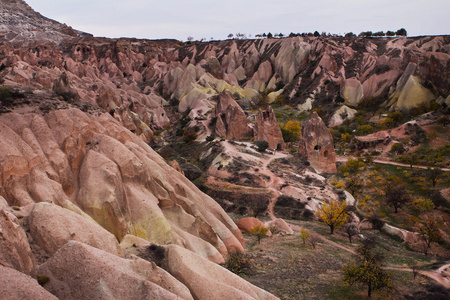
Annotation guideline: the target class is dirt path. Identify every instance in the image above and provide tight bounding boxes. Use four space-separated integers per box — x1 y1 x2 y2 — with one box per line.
386 265 450 289
288 223 357 255
258 151 290 219
336 156 450 172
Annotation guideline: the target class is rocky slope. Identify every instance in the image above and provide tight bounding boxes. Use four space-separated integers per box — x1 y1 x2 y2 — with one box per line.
0 1 449 298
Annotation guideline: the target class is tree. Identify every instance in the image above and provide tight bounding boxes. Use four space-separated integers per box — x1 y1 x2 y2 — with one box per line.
227 33 234 39
254 140 269 152
308 234 321 249
418 218 442 256
342 223 359 243
316 200 349 234
186 36 194 42
338 158 366 176
267 32 273 38
427 167 442 188
373 31 385 37
345 176 364 196
383 178 410 213
284 120 301 134
386 30 395 37
343 238 393 297
299 227 311 244
250 225 269 244
396 28 407 36
437 116 449 127
313 31 320 37
398 151 419 169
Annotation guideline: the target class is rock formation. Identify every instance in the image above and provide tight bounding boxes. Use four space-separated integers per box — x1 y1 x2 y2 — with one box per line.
298 112 336 173
0 209 37 276
254 106 285 149
214 91 253 140
0 265 58 300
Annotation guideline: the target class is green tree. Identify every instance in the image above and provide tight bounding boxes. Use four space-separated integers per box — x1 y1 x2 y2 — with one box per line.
343 239 393 297
316 200 349 234
396 28 407 36
254 140 269 152
398 151 419 169
339 158 367 176
427 167 442 188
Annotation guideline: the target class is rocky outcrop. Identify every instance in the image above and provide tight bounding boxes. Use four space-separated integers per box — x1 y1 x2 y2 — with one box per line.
0 108 244 262
38 241 194 300
298 112 336 173
214 91 253 140
0 209 37 276
235 217 271 236
254 106 284 149
0 265 58 300
28 202 123 257
265 218 294 235
166 244 279 300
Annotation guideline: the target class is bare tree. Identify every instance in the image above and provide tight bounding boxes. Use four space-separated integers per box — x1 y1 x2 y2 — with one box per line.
308 234 321 249
342 223 359 243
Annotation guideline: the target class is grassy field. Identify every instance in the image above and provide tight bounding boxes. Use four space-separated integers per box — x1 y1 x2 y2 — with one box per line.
232 219 441 300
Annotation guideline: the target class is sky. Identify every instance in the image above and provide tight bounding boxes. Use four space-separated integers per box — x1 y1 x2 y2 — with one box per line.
25 0 450 41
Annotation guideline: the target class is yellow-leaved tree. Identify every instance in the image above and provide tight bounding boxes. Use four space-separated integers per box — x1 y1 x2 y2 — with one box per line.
315 200 349 234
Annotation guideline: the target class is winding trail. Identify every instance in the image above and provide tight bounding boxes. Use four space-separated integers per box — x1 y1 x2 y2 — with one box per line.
336 156 450 172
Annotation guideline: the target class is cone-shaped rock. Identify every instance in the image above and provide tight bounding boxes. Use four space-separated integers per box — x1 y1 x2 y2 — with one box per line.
298 112 336 173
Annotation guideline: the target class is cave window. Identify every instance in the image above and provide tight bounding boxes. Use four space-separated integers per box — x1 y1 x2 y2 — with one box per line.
314 145 321 151
324 150 328 158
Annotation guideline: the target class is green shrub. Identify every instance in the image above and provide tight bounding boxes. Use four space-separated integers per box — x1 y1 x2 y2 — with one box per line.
255 140 269 152
206 135 215 142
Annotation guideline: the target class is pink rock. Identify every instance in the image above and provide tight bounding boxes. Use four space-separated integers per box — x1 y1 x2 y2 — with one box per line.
214 91 253 140
28 202 123 257
235 217 271 236
166 245 279 300
38 241 193 300
298 112 336 173
265 218 294 235
254 106 284 149
0 209 37 276
0 266 57 300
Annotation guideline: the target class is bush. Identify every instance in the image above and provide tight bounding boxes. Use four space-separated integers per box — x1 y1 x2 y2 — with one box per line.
206 135 215 142
250 225 269 243
223 251 252 274
390 142 405 154
255 140 269 152
183 129 197 143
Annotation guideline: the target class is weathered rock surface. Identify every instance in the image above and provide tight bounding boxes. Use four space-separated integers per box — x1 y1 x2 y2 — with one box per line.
0 265 58 300
298 112 336 173
0 209 37 276
254 106 284 149
28 202 123 257
38 240 194 300
166 244 279 300
0 109 244 262
214 91 253 140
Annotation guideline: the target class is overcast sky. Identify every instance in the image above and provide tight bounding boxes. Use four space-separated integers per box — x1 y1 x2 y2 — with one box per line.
26 0 449 41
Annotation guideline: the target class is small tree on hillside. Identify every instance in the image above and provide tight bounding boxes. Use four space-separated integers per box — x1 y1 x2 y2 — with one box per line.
316 200 349 234
417 218 442 256
299 227 311 244
342 223 359 243
383 178 410 213
250 225 269 244
427 167 442 188
345 176 364 196
343 238 393 297
255 140 269 152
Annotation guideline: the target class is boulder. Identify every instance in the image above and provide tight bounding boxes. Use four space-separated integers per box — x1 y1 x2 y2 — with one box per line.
0 266 57 300
254 106 284 149
235 217 271 236
298 112 336 173
38 241 193 300
28 202 123 257
0 209 37 276
265 218 294 235
166 245 279 300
